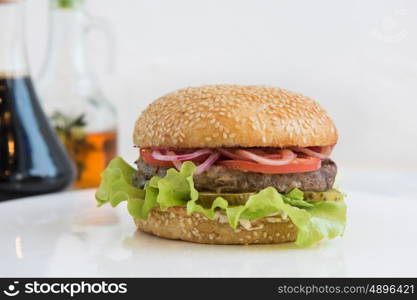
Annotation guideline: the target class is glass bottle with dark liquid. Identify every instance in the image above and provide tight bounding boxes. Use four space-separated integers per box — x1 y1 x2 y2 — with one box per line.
0 0 75 201
37 0 118 189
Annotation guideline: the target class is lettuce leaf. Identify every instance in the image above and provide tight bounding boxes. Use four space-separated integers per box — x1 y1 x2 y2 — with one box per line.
154 162 196 210
186 186 346 246
95 157 156 219
283 189 314 208
96 157 347 247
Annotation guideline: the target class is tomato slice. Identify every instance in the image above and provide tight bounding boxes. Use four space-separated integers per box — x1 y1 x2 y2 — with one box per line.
141 148 322 174
216 157 321 174
140 149 174 167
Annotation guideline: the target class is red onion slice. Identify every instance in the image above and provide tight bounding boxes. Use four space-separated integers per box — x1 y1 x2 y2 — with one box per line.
166 151 182 170
291 146 333 160
172 160 182 170
235 149 296 166
320 146 333 156
152 149 212 161
218 149 251 161
195 151 221 175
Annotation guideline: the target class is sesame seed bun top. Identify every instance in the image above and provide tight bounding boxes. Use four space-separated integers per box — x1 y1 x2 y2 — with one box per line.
133 85 338 148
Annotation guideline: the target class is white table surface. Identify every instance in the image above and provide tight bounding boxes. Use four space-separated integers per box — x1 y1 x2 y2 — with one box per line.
0 167 416 277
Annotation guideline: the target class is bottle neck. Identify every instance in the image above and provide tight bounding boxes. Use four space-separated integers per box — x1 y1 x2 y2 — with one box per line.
0 1 28 77
40 5 90 79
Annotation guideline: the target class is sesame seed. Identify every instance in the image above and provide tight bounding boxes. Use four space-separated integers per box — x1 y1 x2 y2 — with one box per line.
134 85 337 148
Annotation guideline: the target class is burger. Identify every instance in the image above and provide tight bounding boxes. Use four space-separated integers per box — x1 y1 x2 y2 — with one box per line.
96 85 346 247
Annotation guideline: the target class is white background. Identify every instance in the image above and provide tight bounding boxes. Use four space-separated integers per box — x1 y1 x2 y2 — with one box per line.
2 0 417 278
25 0 417 170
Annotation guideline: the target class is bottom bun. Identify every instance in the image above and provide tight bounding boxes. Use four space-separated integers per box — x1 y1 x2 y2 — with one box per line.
135 206 297 245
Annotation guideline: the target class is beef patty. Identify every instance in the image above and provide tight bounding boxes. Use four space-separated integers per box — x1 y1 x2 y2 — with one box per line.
133 158 337 193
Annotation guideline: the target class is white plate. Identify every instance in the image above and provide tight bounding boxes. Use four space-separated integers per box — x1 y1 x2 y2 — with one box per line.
1 168 416 277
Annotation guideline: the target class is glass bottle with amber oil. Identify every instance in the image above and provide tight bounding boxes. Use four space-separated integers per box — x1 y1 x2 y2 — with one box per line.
37 0 117 189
